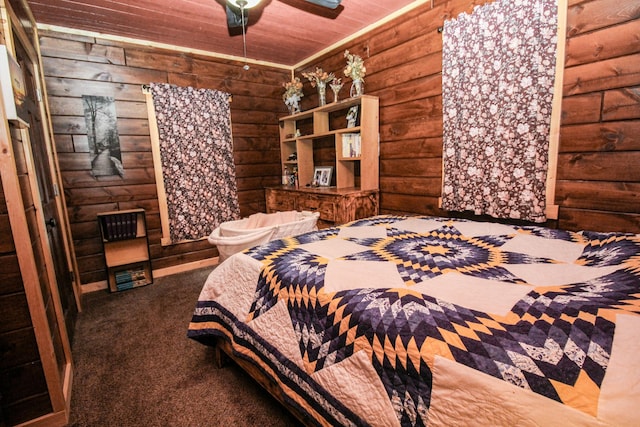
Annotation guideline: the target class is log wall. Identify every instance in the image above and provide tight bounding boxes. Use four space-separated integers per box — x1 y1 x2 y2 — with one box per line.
41 0 639 288
40 31 289 285
557 0 640 232
297 0 639 233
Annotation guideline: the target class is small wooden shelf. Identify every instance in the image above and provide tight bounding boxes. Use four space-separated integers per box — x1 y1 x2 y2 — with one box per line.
98 208 153 292
103 239 149 266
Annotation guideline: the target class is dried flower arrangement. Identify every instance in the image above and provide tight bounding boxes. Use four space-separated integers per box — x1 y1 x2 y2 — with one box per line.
302 67 335 87
282 76 304 113
344 50 366 81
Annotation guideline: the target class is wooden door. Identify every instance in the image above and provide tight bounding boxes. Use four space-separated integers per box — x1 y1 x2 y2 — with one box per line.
13 37 78 341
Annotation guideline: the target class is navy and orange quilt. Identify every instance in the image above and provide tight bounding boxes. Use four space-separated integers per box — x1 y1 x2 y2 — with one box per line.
188 215 640 426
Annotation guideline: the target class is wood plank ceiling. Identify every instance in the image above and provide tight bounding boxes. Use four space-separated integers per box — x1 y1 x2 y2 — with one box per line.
26 0 419 67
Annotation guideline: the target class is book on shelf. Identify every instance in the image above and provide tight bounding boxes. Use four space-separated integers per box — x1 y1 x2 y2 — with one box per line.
115 271 132 283
116 278 148 291
114 267 148 291
341 133 361 158
115 267 147 283
117 212 136 239
116 281 134 291
101 212 139 241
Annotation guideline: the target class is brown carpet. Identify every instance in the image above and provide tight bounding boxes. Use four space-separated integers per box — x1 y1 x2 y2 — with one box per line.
68 266 301 427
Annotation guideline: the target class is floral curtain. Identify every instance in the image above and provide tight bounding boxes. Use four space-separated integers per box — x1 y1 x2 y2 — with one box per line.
150 83 239 243
441 0 558 222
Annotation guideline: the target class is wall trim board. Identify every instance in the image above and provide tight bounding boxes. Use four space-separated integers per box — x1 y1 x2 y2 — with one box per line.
545 0 568 221
36 0 435 73
292 0 435 70
144 90 172 246
36 23 290 71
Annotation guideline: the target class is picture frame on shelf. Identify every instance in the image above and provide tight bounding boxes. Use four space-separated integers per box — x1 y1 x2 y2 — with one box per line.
313 166 333 187
341 133 361 158
346 105 359 128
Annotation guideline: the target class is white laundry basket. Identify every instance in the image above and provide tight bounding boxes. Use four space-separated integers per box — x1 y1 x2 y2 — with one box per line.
208 211 319 262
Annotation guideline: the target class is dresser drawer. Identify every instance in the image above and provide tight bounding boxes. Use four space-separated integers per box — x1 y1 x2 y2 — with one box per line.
297 195 336 222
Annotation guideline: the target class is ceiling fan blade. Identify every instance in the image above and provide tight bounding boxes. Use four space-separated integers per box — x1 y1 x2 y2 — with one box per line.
303 0 341 9
226 4 248 28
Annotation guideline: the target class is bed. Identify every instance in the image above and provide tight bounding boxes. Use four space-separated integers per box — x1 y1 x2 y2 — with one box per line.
188 215 640 426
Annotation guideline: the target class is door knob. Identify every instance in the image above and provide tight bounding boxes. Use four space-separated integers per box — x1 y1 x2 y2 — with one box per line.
47 217 57 228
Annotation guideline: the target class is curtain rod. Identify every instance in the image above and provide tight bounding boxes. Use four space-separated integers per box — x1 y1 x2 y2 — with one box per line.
141 84 232 102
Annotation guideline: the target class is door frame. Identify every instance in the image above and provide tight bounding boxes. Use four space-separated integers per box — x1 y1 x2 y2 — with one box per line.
3 1 82 310
1 0 79 422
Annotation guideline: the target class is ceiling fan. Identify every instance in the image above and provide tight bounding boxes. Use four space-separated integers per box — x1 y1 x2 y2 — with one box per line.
226 0 343 28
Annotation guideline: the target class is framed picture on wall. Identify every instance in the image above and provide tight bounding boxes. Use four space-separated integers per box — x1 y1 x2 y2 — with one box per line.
313 166 333 187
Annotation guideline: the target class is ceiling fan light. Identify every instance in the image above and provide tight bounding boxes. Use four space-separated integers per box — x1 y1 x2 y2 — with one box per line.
227 0 261 9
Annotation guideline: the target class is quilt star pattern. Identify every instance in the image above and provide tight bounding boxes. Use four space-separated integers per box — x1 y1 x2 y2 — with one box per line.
243 216 640 426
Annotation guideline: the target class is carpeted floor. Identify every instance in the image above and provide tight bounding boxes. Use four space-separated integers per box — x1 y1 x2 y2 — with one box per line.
68 266 301 426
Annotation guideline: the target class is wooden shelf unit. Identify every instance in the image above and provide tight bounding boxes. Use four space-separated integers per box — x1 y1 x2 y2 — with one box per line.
98 208 153 292
279 95 379 191
273 96 380 227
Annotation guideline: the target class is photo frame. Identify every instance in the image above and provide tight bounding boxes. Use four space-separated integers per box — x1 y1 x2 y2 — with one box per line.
313 166 333 187
346 105 359 128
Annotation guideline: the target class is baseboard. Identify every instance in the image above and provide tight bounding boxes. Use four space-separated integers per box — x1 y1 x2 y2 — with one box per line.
153 257 218 278
80 257 219 294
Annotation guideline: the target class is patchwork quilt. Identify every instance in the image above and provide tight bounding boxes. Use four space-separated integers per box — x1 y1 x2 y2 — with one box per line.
188 215 640 426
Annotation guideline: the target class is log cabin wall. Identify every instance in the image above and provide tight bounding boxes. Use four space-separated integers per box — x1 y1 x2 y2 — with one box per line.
296 0 639 234
39 31 289 286
37 0 639 289
557 0 640 232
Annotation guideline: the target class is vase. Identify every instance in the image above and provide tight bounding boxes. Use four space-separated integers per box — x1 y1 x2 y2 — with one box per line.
350 79 364 97
285 96 300 115
317 81 327 107
330 83 343 103
287 103 299 115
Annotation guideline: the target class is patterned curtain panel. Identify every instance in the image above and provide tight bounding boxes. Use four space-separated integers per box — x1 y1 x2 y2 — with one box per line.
150 83 240 243
441 0 558 222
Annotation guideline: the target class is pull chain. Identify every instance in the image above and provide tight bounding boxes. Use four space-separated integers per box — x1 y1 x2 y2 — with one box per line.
241 6 250 70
